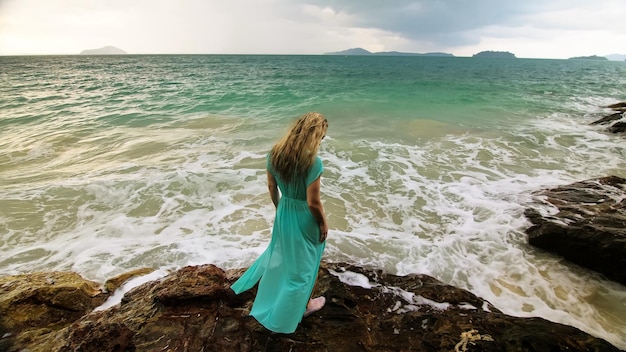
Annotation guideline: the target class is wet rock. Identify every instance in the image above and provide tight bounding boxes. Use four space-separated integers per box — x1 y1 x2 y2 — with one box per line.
2 263 620 352
609 121 626 133
591 102 625 133
525 175 626 285
590 112 623 125
0 271 108 350
104 267 155 293
606 102 626 112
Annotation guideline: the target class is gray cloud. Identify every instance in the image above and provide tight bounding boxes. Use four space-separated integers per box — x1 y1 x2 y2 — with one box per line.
0 0 623 58
293 0 589 46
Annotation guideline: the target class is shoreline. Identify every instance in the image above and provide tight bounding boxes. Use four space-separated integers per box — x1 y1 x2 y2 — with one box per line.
1 262 623 351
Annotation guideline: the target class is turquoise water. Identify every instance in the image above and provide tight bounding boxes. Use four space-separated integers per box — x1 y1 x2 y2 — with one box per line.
1 55 625 347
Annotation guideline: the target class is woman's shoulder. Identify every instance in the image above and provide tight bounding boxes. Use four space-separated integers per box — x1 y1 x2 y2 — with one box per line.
305 156 324 186
313 155 323 167
311 156 323 173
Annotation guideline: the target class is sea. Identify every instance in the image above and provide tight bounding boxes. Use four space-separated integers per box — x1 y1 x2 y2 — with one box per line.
1 54 625 348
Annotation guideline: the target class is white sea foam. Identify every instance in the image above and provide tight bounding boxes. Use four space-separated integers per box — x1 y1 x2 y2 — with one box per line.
328 269 455 314
328 269 375 289
95 269 169 311
375 284 452 314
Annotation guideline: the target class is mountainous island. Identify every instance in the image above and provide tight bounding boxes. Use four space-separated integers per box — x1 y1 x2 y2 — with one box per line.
605 53 626 61
324 48 524 59
472 51 516 58
324 48 454 57
80 46 127 55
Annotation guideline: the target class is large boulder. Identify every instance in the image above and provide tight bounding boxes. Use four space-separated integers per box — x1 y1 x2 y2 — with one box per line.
1 263 620 352
525 176 626 285
0 271 108 350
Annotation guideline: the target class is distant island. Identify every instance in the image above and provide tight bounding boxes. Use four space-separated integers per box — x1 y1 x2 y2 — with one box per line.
80 46 127 55
472 51 516 58
568 55 608 61
605 54 626 61
324 48 454 57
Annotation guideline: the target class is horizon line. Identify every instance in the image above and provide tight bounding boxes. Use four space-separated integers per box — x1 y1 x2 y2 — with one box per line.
0 52 624 61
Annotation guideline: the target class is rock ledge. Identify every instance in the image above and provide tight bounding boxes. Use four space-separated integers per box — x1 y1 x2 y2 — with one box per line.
1 263 622 351
525 175 626 285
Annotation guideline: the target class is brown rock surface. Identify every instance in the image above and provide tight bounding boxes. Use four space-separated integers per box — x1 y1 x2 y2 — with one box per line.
104 267 155 293
525 175 626 285
0 271 108 350
1 263 621 351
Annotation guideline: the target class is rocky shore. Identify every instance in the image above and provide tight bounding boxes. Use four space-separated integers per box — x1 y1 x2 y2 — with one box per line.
1 103 625 351
0 262 622 351
522 102 626 287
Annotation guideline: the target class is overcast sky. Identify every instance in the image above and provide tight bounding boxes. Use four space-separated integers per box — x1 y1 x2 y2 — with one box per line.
1 0 625 59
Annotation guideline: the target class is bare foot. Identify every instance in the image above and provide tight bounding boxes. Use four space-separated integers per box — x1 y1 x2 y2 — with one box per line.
304 296 326 317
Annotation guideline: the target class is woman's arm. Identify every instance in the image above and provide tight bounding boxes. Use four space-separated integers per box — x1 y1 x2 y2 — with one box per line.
267 171 280 208
306 177 328 243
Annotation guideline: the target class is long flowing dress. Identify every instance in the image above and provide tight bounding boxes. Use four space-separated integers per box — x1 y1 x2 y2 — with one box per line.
230 155 326 334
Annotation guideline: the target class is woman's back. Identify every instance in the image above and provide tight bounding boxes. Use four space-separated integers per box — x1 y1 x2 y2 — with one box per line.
268 156 323 201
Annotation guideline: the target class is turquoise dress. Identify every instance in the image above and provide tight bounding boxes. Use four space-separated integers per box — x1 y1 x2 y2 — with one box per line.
230 155 326 334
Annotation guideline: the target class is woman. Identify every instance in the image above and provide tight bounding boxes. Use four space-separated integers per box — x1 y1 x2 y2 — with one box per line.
230 112 329 334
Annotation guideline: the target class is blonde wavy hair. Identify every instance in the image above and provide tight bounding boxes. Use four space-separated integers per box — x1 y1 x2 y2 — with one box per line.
270 112 328 183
